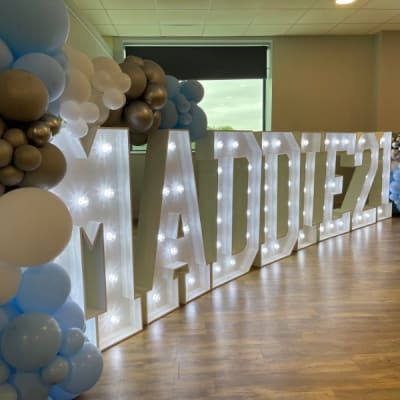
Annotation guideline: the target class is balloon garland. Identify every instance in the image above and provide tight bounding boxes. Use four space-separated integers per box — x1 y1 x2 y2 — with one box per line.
390 133 400 213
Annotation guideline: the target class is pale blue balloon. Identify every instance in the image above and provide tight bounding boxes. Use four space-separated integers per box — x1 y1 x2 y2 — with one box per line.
13 53 66 102
174 93 191 113
1 312 62 371
159 100 178 129
393 168 400 181
60 328 85 357
49 385 77 400
52 51 68 71
0 0 69 56
59 343 103 394
0 383 17 400
180 80 204 103
0 308 8 332
53 300 85 332
188 103 208 142
11 372 50 400
0 303 21 331
16 263 71 314
0 38 13 71
390 181 400 194
178 112 192 127
165 75 180 99
0 359 10 383
41 356 69 385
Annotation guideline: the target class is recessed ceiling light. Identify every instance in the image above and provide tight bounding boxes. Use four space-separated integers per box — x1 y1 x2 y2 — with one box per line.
335 0 356 4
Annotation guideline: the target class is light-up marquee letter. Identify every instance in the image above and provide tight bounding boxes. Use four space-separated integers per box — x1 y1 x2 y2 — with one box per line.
254 132 300 266
53 128 142 350
320 133 356 241
135 129 209 324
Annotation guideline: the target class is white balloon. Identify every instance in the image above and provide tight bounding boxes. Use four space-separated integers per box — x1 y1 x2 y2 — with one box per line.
81 102 100 123
0 188 72 267
64 46 94 79
103 88 126 110
115 73 132 93
59 100 81 122
0 264 21 305
93 56 121 77
62 67 92 103
91 70 112 92
66 118 89 139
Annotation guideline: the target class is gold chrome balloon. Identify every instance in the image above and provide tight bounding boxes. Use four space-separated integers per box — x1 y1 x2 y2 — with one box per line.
40 113 63 135
27 122 52 147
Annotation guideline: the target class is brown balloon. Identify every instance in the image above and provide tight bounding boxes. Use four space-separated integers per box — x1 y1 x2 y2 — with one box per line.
143 110 162 135
119 62 147 100
19 143 66 189
143 60 166 85
143 83 168 110
13 145 42 172
130 131 148 146
0 184 5 196
0 139 13 168
0 165 24 186
27 122 52 147
0 70 49 122
40 114 63 135
125 55 145 67
103 108 124 127
0 117 6 138
3 128 28 148
124 101 154 134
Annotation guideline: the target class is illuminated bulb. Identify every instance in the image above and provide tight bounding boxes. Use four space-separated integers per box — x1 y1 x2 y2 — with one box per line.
247 188 252 194
214 264 222 273
303 139 309 147
338 220 344 227
188 276 196 286
380 138 385 145
300 231 306 240
216 141 224 149
274 242 280 250
288 181 292 187
231 140 239 149
216 241 222 249
162 186 170 197
303 211 306 216
264 227 268 233
264 184 268 192
229 258 236 266
246 232 250 239
329 223 334 229
100 142 113 154
157 233 165 243
320 225 325 232
288 221 291 227
288 201 291 206
262 247 268 254
170 247 178 256
168 142 176 152
77 195 89 208
106 231 116 242
357 215 362 221
264 163 269 170
288 161 292 168
175 184 184 194
248 164 252 171
359 137 366 145
330 181 336 189
343 138 350 145
325 139 330 145
264 206 268 212
335 139 340 145
152 293 161 303
108 273 118 284
110 315 120 325
217 192 222 200
378 208 383 215
102 187 115 199
246 210 251 216
262 140 269 148
273 139 281 147
217 167 223 175
217 217 222 224
304 187 307 193
183 225 190 234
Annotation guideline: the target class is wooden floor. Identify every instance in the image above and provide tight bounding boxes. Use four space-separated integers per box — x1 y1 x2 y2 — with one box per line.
81 218 400 400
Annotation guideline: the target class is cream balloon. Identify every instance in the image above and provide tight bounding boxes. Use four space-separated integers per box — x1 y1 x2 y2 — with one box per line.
0 264 21 305
0 188 72 266
62 67 91 103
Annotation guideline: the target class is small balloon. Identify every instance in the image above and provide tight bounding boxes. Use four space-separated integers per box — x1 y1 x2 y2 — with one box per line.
115 73 131 93
119 62 147 99
60 100 81 122
143 83 167 110
81 102 100 123
142 59 166 85
165 75 180 98
53 299 85 332
130 131 148 146
91 70 112 92
124 101 153 133
13 145 42 171
59 328 85 356
65 119 88 139
62 67 91 103
41 113 63 134
0 165 24 186
3 128 28 147
159 100 178 129
27 122 52 146
41 356 69 385
180 80 205 103
92 56 122 77
11 372 51 400
0 139 13 167
102 88 126 110
125 55 144 67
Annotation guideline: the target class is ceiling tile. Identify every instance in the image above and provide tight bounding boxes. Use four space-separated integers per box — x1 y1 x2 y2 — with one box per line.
81 10 112 25
95 24 117 35
365 0 400 9
298 9 355 24
245 24 290 35
344 9 400 23
259 0 315 8
203 24 248 35
211 0 266 9
287 23 336 35
156 0 211 9
206 10 256 24
115 24 161 36
157 10 207 24
387 14 400 23
253 9 305 24
160 24 204 35
329 23 381 34
312 0 369 8
101 0 157 9
72 0 103 9
107 10 157 24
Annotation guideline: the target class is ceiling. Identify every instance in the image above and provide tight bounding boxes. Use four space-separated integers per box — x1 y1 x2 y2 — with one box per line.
71 0 400 38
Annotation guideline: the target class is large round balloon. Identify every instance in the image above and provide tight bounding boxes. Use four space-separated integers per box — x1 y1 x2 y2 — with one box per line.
0 70 49 122
49 385 77 400
143 83 167 110
59 328 85 357
53 299 86 332
142 60 166 85
59 342 103 394
180 80 205 103
119 62 147 99
16 263 71 314
19 143 67 189
0 39 13 71
0 264 21 305
41 356 69 385
0 383 17 400
0 0 69 56
13 145 42 172
13 53 66 102
160 100 178 129
62 67 91 104
165 75 180 98
1 312 62 371
187 103 208 142
11 372 51 400
0 188 72 266
124 101 154 133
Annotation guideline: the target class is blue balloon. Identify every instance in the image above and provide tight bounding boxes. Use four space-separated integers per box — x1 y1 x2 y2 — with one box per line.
59 328 85 357
0 383 17 400
0 359 10 383
13 53 66 102
0 303 21 331
49 385 77 400
165 75 180 99
53 300 85 332
16 263 71 314
180 80 204 103
1 312 61 371
393 168 400 181
178 112 192 127
174 93 191 113
0 0 69 56
41 356 69 385
188 103 208 142
390 181 400 194
160 100 178 129
59 343 103 394
11 372 50 400
52 51 68 71
0 38 13 71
